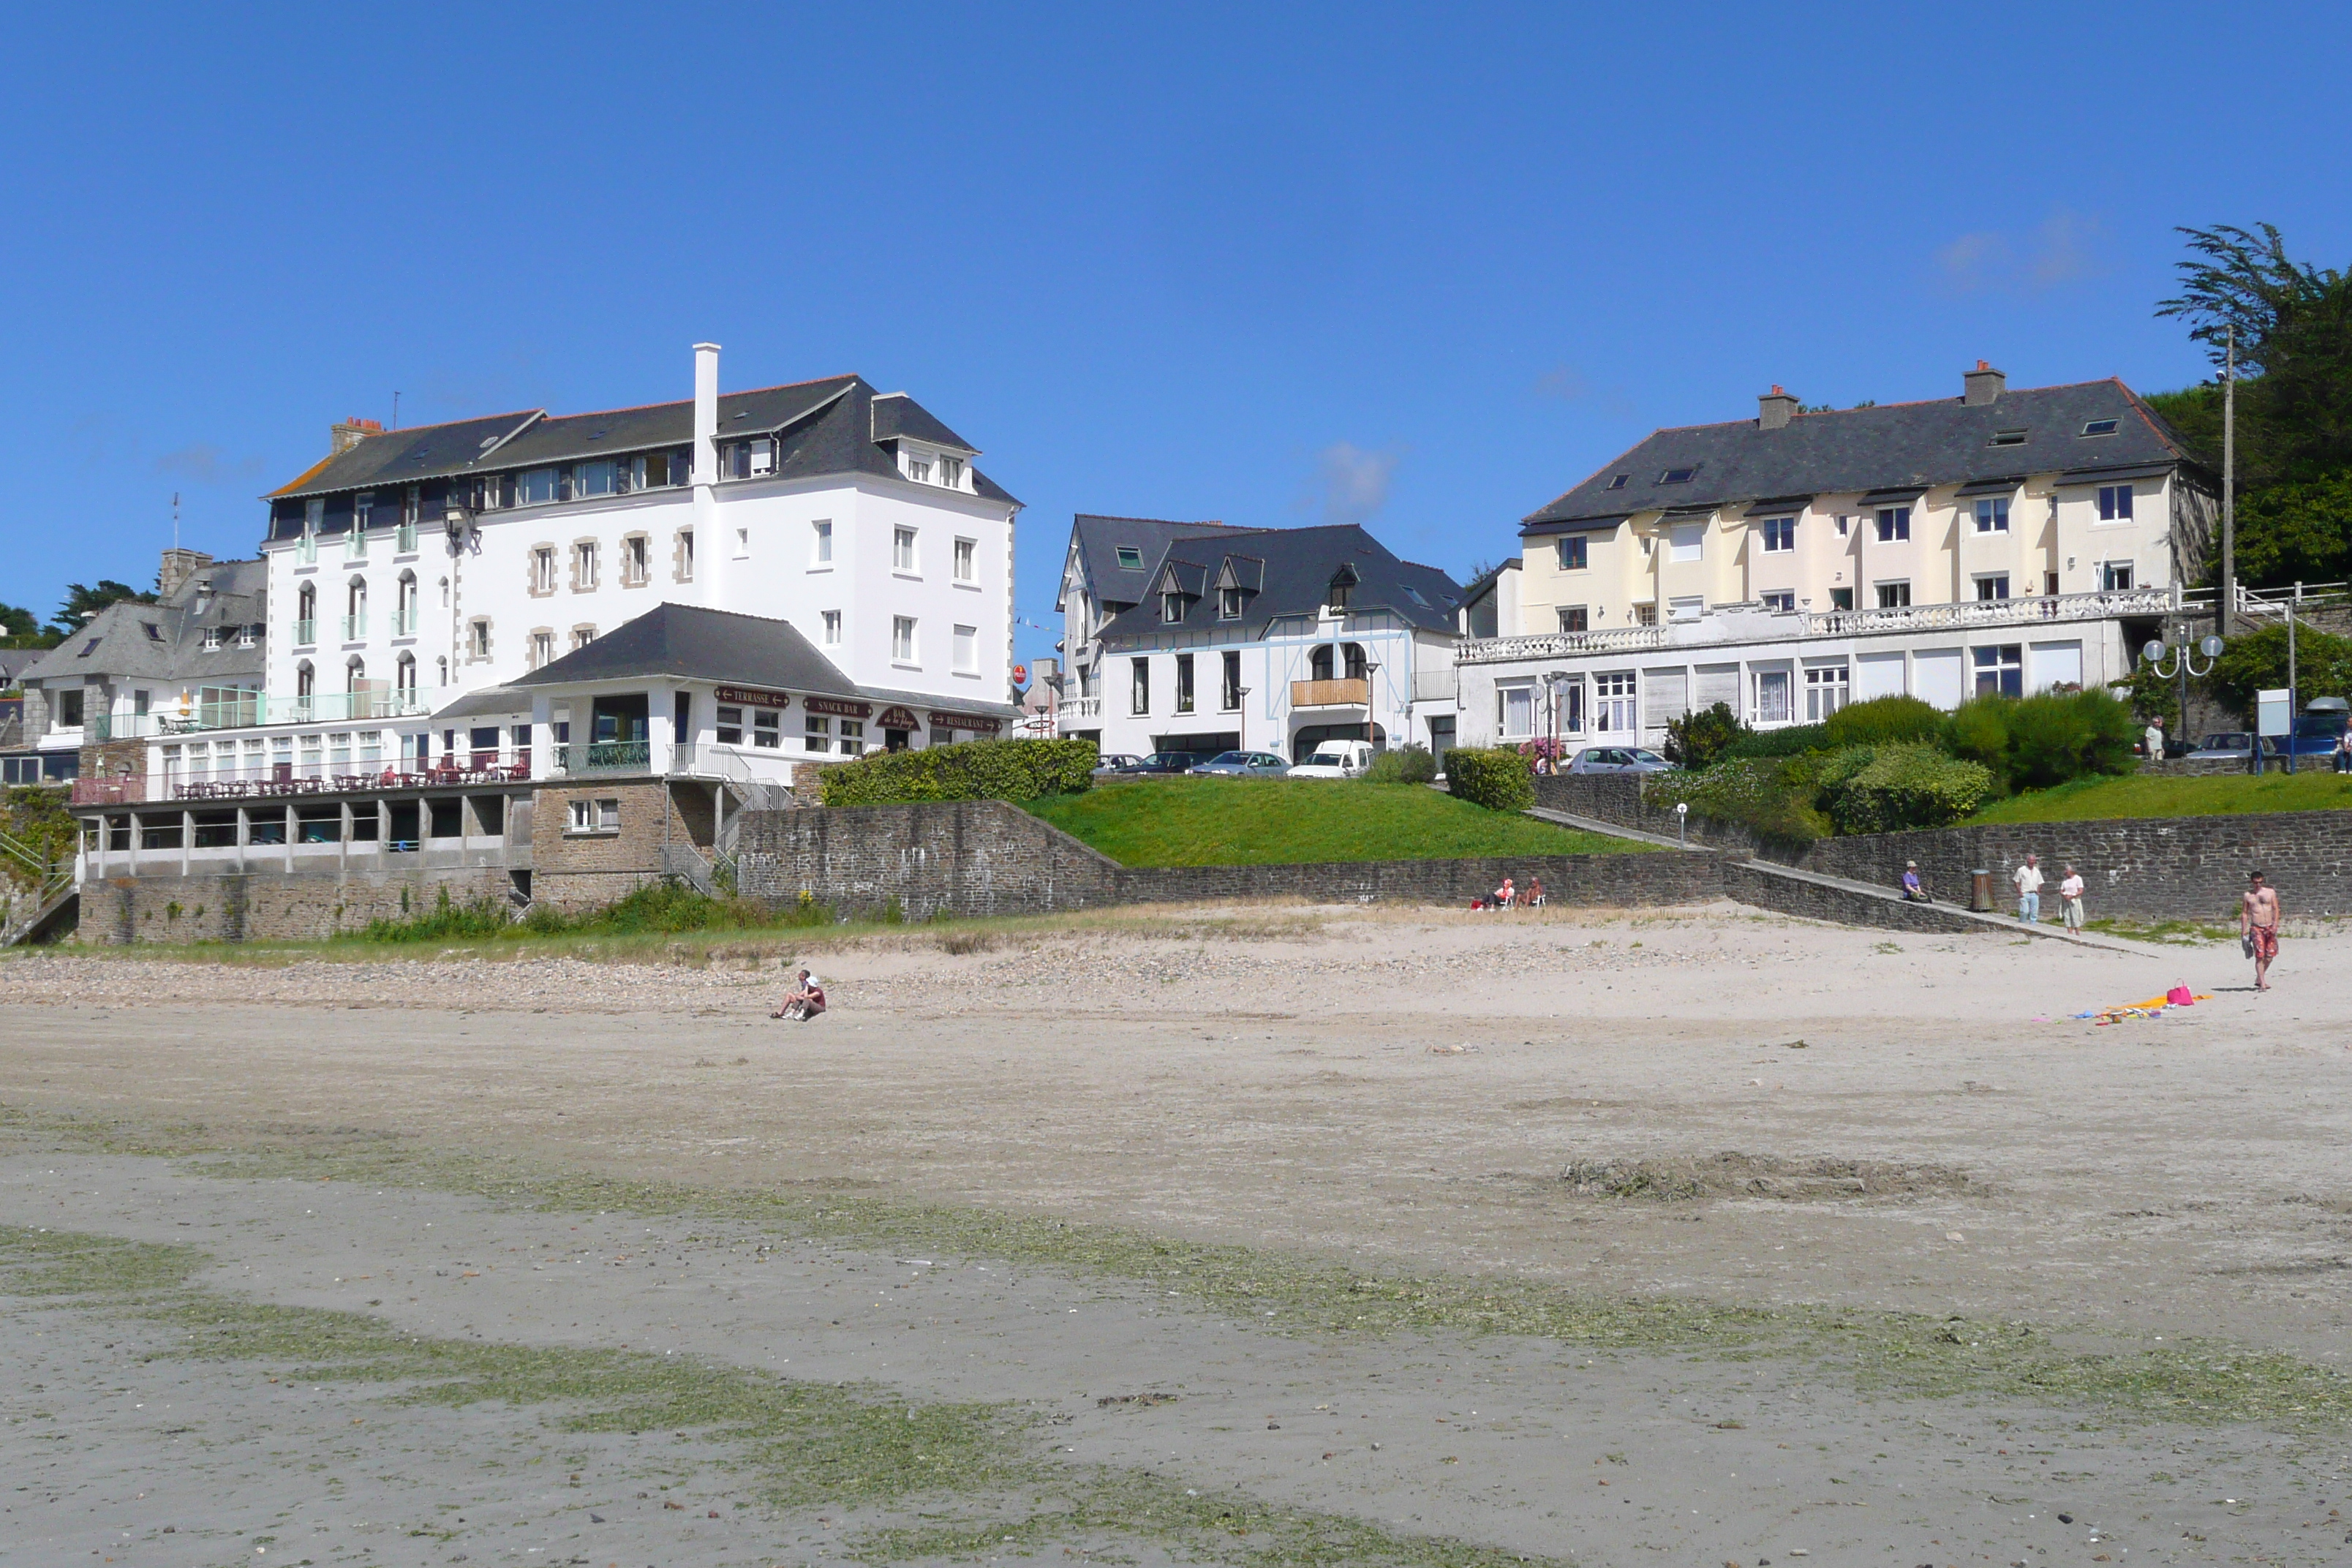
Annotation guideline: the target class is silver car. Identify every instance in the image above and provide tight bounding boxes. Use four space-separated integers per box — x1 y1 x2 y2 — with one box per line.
1566 746 1673 775
1091 753 1145 777
1188 750 1292 777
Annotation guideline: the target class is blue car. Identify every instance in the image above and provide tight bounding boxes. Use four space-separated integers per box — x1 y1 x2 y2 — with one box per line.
2283 697 2349 758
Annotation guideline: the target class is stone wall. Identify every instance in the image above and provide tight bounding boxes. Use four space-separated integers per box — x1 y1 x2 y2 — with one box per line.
78 867 512 946
530 778 699 911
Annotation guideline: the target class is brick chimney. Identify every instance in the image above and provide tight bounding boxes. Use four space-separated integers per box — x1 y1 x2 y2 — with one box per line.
331 416 384 455
157 548 214 600
1757 385 1800 430
1962 361 2006 407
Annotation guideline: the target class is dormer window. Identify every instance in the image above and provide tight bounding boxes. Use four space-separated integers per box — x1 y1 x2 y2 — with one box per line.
940 455 964 488
200 627 222 651
1161 590 1183 624
1219 587 1242 620
1326 581 1352 612
905 453 933 483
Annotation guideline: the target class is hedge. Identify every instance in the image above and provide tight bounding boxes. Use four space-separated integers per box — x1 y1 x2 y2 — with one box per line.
818 736 1098 806
1445 747 1535 813
1819 743 1994 835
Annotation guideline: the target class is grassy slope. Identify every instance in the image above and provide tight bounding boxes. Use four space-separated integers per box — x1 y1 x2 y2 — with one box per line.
1023 777 1647 867
1969 769 2352 823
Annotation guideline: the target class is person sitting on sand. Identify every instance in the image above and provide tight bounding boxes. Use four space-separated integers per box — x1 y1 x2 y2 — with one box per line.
1493 875 1516 911
1525 875 1546 908
772 967 826 1021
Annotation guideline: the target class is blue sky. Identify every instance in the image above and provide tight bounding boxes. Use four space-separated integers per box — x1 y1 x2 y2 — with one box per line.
3 2 2345 669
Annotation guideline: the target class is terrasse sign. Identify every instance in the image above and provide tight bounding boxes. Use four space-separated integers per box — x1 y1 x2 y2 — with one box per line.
714 685 789 710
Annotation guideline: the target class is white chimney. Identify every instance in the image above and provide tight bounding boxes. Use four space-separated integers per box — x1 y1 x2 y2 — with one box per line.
693 342 721 487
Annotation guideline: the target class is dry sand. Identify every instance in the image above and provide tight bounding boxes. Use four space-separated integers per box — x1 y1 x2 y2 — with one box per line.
3 901 2350 1567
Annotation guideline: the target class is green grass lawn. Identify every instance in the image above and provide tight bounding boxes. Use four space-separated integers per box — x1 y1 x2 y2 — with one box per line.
1968 768 2352 823
1023 777 1649 866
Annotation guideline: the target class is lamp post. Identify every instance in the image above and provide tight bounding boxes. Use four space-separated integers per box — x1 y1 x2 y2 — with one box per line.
1361 658 1382 756
2141 633 2223 762
1544 669 1570 774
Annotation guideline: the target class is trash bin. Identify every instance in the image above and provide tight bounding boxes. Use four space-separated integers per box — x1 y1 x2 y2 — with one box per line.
1970 868 1994 913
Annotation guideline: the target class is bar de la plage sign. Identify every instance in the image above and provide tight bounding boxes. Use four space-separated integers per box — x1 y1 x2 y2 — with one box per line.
714 685 791 710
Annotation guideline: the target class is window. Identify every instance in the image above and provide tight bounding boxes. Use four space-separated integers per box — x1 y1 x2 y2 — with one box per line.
1668 595 1705 622
753 709 781 748
812 519 833 564
1754 669 1791 724
529 630 554 669
1221 649 1241 711
295 583 316 643
576 460 617 497
954 624 978 674
1760 516 1795 553
573 540 598 591
1989 429 2028 447
940 455 965 488
1558 605 1589 633
1130 657 1150 715
1325 578 1352 611
894 527 917 571
734 526 748 559
1835 514 1850 536
200 627 222 650
396 652 417 698
1605 473 1629 490
1975 574 2010 600
2081 418 2119 437
1875 581 1912 608
1594 671 1636 734
716 705 745 745
954 537 976 582
1874 506 1910 542
1828 587 1854 611
142 621 163 642
395 570 418 633
1218 586 1243 619
803 715 831 753
572 625 595 650
56 688 85 728
1174 652 1195 712
621 534 649 587
1669 524 1703 562
518 468 559 506
2097 484 2134 521
833 719 865 755
905 454 932 483
676 529 695 583
568 798 621 834
1556 535 1588 570
1804 664 1849 721
1658 466 1697 484
2100 561 2135 591
531 546 557 595
822 610 842 645
1761 592 1795 612
1973 644 2023 697
237 624 257 647
892 615 916 663
2045 570 2060 596
1161 590 1183 624
1973 497 2010 533
1633 602 1657 626
1499 684 1534 738
467 618 490 658
1115 546 1145 569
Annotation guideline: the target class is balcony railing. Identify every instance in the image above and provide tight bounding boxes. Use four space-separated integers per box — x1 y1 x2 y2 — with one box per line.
396 521 418 554
294 535 317 565
389 608 418 636
1291 677 1371 708
1796 587 2172 638
293 618 317 647
345 531 369 561
71 775 147 806
340 613 367 641
558 739 653 775
135 690 431 732
1458 624 1668 664
1058 696 1102 723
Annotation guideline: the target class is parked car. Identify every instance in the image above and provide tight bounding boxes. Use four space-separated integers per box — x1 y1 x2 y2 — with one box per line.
1566 746 1673 775
2286 696 2350 758
1189 750 1292 777
1288 739 1375 779
2184 732 2280 762
1091 753 1145 777
1124 750 1203 774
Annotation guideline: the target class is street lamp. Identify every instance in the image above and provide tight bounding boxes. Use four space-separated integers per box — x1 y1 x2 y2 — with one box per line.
1361 659 1382 753
2141 633 2224 764
1543 670 1570 774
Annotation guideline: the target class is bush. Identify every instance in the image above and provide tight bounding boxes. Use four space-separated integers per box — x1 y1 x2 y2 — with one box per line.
1722 723 1829 760
1663 701 1749 769
1942 689 2139 793
1819 743 1994 835
1643 756 1830 843
1445 747 1535 813
1823 694 1942 748
1365 743 1437 785
818 737 1097 806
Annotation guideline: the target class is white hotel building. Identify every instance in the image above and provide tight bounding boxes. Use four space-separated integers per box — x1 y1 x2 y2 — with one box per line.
1452 364 2215 751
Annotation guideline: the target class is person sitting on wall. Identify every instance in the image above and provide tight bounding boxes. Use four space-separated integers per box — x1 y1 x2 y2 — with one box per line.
1901 861 1928 902
772 967 826 1022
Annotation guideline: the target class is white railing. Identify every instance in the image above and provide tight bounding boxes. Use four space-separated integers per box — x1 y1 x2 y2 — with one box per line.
2179 581 2352 622
1798 587 2173 638
668 742 793 810
1457 625 1667 664
1058 696 1103 721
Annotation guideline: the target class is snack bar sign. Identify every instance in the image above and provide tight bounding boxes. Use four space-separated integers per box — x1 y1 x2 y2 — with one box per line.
802 696 872 719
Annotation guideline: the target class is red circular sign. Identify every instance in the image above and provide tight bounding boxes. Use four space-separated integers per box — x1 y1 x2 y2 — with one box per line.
1013 663 1028 683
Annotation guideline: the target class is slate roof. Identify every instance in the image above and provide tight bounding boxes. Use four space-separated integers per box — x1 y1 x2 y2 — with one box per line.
508 603 859 696
1064 515 1245 612
18 557 268 689
1094 524 1464 644
1523 378 2198 535
265 376 1014 532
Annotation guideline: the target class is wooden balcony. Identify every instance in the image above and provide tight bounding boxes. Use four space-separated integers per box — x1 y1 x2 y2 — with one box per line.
1290 678 1370 709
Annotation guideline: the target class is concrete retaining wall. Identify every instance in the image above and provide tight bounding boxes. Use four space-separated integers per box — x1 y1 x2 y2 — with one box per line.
78 867 513 946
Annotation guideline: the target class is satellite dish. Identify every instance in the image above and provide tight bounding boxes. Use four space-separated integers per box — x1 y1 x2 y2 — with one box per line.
2200 636 2225 659
2141 639 2166 664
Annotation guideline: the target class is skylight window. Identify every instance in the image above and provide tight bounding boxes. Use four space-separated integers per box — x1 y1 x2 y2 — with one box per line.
1989 429 2029 447
1605 474 1629 491
2080 418 2119 437
1404 586 1430 606
1658 467 1698 484
1115 546 1144 569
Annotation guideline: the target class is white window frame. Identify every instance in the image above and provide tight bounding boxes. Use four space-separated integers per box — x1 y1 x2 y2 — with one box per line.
811 519 833 565
1555 535 1588 571
953 536 976 582
893 527 918 573
953 623 979 675
2096 485 2134 522
1874 506 1911 542
1972 497 2010 533
1975 573 2011 601
892 615 917 665
1760 516 1795 553
2099 560 2135 591
1497 682 1535 739
1874 580 1912 609
1803 663 1849 722
1753 668 1792 725
822 610 842 646
1668 524 1703 563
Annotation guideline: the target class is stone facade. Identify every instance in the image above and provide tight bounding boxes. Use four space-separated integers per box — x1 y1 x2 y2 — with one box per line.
529 778 707 911
78 867 512 945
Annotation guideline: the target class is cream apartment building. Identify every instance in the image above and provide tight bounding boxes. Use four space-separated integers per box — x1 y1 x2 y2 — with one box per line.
1457 365 2216 749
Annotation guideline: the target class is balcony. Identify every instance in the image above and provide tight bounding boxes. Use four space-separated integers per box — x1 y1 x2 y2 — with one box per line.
1290 677 1371 709
396 522 419 554
71 775 147 806
1796 587 2172 638
293 618 317 647
294 535 317 565
558 740 652 775
1457 624 1667 665
389 608 419 637
340 613 368 641
345 532 369 562
1058 695 1102 724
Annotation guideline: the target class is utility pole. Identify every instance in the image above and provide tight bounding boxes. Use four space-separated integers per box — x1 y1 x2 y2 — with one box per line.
2220 326 2236 638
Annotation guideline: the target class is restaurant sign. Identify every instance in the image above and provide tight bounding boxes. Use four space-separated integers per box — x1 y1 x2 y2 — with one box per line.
927 712 1003 733
713 685 789 710
801 696 872 719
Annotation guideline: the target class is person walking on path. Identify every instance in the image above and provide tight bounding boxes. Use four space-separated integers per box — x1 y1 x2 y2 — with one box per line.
2013 853 2044 923
2059 864 2086 930
2242 871 2283 992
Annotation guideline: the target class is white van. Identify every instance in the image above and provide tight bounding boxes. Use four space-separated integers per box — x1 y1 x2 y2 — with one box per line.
1289 739 1375 779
